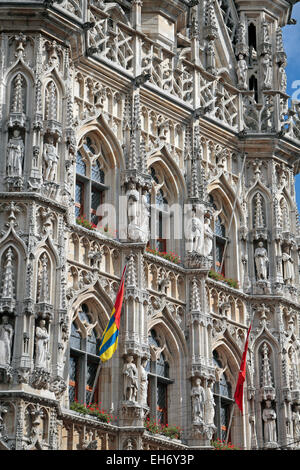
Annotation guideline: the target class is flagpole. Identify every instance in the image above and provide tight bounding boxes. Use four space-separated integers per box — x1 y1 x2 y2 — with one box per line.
88 264 127 406
225 402 235 445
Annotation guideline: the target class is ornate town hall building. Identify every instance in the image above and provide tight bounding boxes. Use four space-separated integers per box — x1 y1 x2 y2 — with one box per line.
0 0 300 451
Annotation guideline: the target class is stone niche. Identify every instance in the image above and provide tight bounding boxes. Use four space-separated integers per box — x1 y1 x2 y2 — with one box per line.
141 0 186 49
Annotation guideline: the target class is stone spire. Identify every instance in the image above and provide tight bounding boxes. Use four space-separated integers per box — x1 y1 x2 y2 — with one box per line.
126 252 137 288
45 82 57 121
204 0 218 40
11 73 24 114
190 277 201 312
254 193 265 228
1 248 15 299
261 342 274 390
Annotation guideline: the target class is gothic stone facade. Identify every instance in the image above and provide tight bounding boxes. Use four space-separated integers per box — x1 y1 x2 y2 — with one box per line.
0 0 300 451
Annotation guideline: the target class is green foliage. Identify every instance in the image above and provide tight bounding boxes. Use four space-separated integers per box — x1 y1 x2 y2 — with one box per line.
146 247 181 265
212 439 240 450
208 269 239 289
70 400 114 424
144 417 181 440
76 216 97 231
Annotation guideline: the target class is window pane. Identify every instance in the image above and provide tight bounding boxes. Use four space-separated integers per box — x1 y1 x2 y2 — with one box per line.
157 382 167 425
220 403 230 441
91 188 102 225
78 303 90 324
75 182 84 217
91 188 102 211
86 361 98 404
215 216 226 238
86 328 99 355
155 239 166 253
70 322 81 350
84 136 96 154
69 355 78 402
91 160 105 184
75 183 83 204
216 243 224 265
156 190 168 210
156 353 169 378
151 167 160 184
75 206 81 218
76 151 86 176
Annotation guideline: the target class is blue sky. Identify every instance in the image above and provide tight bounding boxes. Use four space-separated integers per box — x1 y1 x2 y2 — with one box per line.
283 3 300 210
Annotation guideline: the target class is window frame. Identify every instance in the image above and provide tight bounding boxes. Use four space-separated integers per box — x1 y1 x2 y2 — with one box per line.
69 304 101 405
75 135 109 226
213 351 234 442
147 330 174 425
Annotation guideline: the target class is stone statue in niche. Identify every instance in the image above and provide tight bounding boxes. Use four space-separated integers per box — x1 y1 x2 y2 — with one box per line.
34 319 50 369
139 358 148 406
261 53 273 89
7 128 24 177
43 136 59 181
254 241 269 280
191 377 206 424
203 216 214 257
292 405 300 447
0 316 14 367
236 54 248 90
205 380 215 425
139 189 150 243
126 184 150 243
278 59 287 93
123 355 138 402
262 400 277 445
282 245 294 285
189 209 203 254
126 183 140 241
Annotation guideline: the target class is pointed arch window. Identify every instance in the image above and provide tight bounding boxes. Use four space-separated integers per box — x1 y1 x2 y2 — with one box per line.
214 215 226 276
209 195 227 276
75 134 109 227
69 303 101 404
146 329 173 425
148 167 170 252
213 350 234 441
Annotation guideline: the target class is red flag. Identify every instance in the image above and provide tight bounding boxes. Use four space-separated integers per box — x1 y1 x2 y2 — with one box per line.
234 324 251 414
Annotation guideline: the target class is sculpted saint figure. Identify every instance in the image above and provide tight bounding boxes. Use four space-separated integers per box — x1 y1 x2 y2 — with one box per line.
236 54 248 90
261 53 273 89
262 400 277 444
123 355 138 402
190 210 203 254
191 378 206 424
43 136 58 181
282 246 294 285
139 190 150 243
139 358 148 405
0 316 14 367
7 128 24 177
205 380 215 425
255 242 269 280
35 319 49 369
292 405 300 447
203 216 214 257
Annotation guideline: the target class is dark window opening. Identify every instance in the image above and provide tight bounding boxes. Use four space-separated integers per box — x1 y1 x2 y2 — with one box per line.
213 351 234 442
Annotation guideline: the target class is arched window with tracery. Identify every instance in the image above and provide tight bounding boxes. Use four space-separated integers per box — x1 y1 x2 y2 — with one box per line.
148 166 170 252
209 195 227 276
75 134 108 227
146 329 173 425
69 303 101 404
214 215 226 275
213 350 234 441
